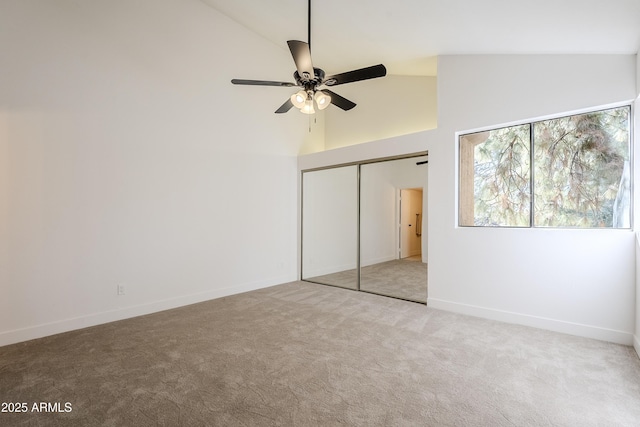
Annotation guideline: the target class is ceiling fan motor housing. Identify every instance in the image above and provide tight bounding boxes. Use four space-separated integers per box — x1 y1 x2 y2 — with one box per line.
294 68 325 91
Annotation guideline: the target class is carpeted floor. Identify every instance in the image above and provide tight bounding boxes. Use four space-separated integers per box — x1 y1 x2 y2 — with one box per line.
360 258 427 302
1 281 640 426
305 257 427 302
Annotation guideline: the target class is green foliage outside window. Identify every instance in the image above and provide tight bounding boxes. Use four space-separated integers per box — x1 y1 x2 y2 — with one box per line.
460 106 631 228
473 125 530 226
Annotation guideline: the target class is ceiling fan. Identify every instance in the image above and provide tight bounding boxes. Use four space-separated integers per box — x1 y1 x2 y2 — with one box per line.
231 0 387 114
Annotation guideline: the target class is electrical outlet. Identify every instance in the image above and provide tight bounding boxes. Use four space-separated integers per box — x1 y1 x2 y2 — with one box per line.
117 284 125 296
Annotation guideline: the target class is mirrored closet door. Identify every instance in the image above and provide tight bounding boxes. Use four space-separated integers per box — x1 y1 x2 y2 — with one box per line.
302 165 358 289
301 153 428 303
360 156 427 302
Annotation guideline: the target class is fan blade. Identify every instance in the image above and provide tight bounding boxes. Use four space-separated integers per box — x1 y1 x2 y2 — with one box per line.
323 64 387 86
287 40 314 81
231 79 296 87
275 98 294 114
321 89 356 111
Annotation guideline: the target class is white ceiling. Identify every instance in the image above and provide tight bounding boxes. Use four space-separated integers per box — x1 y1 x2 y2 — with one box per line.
201 0 640 76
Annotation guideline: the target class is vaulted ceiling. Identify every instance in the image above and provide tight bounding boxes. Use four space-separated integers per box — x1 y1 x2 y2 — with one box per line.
201 0 640 76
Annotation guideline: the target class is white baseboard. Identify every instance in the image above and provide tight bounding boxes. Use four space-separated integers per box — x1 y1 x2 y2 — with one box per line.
360 255 396 268
428 297 633 346
634 335 640 359
303 262 357 278
0 274 296 348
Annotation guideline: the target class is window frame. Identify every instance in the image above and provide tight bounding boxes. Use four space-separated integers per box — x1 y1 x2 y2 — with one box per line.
457 104 634 229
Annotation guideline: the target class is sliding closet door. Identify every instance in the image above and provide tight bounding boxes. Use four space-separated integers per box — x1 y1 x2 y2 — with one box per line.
302 166 358 289
360 156 428 302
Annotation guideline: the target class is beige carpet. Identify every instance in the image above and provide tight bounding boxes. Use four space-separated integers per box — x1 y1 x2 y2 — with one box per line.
1 281 640 426
305 257 427 302
360 258 427 302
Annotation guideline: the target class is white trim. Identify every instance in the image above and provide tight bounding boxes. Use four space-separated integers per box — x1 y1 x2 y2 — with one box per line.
455 102 635 230
455 100 636 137
428 297 633 345
302 262 357 278
360 255 396 268
634 335 640 359
0 275 295 348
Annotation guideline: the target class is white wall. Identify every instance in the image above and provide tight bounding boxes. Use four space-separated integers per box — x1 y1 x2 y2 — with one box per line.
635 49 640 354
0 0 309 346
637 52 640 99
432 55 636 344
635 231 640 356
0 115 7 316
324 75 437 151
302 166 358 277
300 54 637 344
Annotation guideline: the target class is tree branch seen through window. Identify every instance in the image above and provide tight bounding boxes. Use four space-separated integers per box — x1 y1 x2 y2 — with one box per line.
459 106 631 228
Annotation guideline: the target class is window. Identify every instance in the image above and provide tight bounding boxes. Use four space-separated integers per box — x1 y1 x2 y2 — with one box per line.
459 106 631 228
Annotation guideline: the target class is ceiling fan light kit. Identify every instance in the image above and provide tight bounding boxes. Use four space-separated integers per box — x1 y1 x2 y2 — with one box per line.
314 91 331 110
301 98 315 115
231 0 386 114
291 90 307 109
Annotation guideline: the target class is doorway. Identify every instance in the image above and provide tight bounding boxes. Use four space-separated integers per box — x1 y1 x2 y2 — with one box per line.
399 188 423 260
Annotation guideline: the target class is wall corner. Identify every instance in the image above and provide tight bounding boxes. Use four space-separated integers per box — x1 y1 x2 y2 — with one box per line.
636 51 640 99
635 230 640 357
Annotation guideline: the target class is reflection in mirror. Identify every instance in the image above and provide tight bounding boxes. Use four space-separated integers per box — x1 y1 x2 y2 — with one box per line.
360 156 428 302
302 166 358 289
